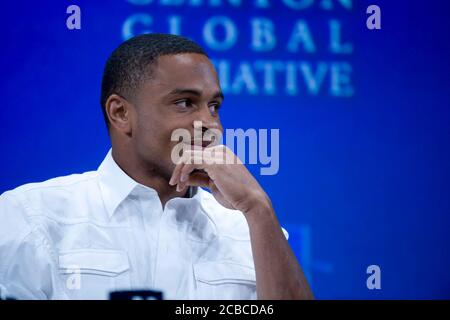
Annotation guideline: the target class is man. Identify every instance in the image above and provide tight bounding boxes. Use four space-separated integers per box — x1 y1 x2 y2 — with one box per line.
0 34 313 300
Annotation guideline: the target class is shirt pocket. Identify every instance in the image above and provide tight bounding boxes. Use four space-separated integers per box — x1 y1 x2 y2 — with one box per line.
193 261 257 300
58 249 131 300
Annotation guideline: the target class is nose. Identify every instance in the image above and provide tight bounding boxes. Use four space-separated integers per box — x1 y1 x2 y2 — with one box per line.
194 106 222 133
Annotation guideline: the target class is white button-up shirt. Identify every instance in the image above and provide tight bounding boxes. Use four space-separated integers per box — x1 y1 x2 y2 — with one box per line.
0 150 288 300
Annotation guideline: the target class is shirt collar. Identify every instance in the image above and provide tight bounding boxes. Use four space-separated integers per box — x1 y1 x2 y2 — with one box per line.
97 149 200 219
97 149 142 218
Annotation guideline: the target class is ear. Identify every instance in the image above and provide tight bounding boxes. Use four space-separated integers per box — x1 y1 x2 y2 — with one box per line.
105 94 133 135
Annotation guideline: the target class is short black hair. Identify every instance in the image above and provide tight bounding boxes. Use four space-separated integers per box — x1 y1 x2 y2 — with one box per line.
100 33 208 127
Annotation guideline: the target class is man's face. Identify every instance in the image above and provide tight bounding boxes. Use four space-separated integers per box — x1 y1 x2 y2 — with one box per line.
130 53 224 180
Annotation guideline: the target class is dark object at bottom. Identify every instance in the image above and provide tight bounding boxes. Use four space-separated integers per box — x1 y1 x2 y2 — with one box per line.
110 290 163 300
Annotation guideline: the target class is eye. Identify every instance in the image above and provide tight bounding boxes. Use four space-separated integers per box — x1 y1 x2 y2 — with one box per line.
175 99 193 108
209 102 221 114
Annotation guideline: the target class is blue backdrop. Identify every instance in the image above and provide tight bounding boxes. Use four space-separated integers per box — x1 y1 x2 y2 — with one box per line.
1 0 449 299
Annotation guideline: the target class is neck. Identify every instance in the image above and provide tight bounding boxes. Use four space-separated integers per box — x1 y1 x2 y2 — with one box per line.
111 145 186 207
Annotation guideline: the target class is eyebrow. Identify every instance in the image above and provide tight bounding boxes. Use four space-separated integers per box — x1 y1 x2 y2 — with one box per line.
168 88 224 101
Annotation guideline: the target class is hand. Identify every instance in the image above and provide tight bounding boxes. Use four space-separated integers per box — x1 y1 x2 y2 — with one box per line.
169 145 270 214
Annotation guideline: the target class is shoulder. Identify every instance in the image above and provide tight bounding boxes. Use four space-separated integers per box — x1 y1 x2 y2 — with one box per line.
0 171 99 270
7 171 98 197
0 170 99 222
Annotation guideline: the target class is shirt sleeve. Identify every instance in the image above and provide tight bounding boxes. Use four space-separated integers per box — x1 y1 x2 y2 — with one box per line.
0 192 64 300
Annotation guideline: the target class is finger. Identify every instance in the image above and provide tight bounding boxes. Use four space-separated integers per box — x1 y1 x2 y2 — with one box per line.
172 149 204 187
204 145 230 165
176 150 206 181
178 156 213 192
169 149 191 186
179 161 208 183
172 148 220 187
178 163 210 194
182 149 229 185
177 173 210 192
183 171 211 188
169 161 184 186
